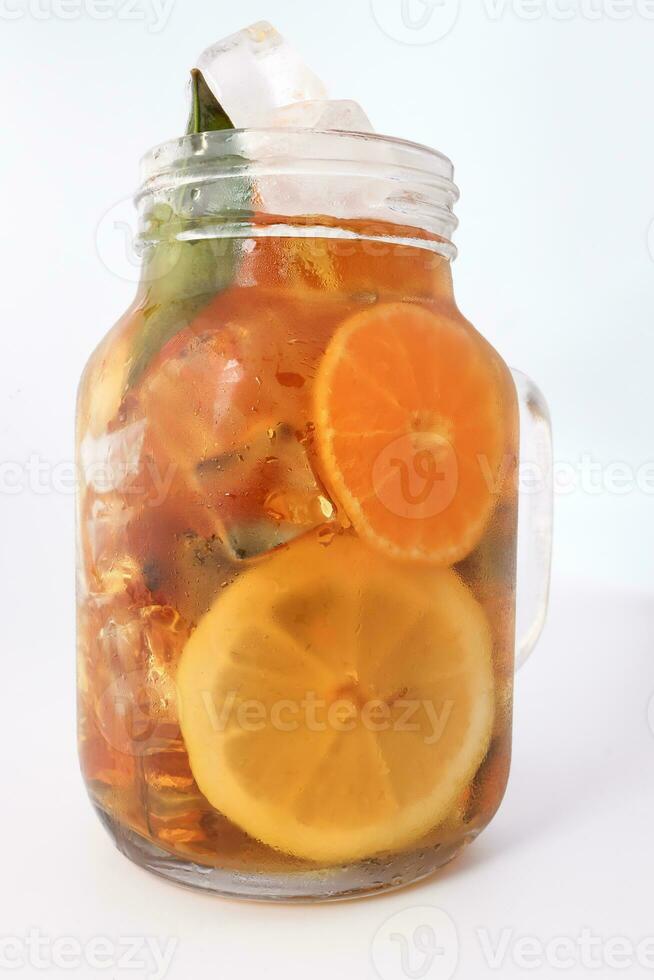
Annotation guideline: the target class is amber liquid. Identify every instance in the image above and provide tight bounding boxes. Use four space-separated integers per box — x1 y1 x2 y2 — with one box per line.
76 228 518 883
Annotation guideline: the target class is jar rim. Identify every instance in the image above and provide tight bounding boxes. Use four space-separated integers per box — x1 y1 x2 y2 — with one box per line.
140 128 457 186
137 129 459 252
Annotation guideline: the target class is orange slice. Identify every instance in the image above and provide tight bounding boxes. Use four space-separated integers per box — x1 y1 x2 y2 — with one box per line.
177 533 494 863
314 302 510 565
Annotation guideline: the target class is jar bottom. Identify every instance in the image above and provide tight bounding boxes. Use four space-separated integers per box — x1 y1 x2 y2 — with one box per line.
93 804 473 902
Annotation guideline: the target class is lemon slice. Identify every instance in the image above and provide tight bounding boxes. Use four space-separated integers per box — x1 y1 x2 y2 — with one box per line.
177 533 494 863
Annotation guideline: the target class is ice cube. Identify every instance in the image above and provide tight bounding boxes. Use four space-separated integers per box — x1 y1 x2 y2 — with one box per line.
251 96 383 216
271 100 374 133
135 297 338 560
80 420 146 493
194 422 336 561
195 23 384 216
196 21 327 129
94 601 189 758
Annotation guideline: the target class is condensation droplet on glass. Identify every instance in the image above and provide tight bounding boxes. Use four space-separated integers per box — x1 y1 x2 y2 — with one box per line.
318 496 334 519
352 290 378 305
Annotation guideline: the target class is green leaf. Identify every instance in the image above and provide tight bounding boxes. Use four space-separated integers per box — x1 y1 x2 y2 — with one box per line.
186 68 234 135
127 72 249 389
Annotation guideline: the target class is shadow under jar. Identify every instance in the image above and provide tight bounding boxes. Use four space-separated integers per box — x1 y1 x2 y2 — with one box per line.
76 129 527 901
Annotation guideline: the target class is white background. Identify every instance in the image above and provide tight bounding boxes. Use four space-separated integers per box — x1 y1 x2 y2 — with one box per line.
1 1 653 978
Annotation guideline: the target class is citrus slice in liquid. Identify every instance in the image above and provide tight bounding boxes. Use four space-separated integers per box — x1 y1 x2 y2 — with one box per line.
314 302 509 565
177 533 494 863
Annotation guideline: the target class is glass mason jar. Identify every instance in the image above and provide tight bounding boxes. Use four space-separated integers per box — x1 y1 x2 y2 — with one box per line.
77 130 552 901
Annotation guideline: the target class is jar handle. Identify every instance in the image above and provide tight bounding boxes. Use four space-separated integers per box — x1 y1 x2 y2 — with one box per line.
511 369 553 670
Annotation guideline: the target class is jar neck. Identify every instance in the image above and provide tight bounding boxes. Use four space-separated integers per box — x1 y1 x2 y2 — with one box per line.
135 129 460 260
134 131 460 311
137 216 457 312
